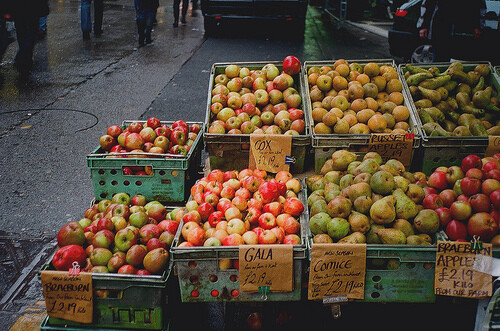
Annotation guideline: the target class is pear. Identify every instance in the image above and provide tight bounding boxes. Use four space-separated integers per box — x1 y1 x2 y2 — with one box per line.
323 171 343 184
339 174 354 190
347 161 362 175
370 170 395 195
353 172 372 184
324 182 341 203
393 188 419 220
353 158 380 176
309 212 331 235
338 231 366 244
327 217 350 241
306 175 323 191
402 171 416 184
310 177 326 192
327 196 352 219
347 182 371 202
394 176 410 192
348 212 371 234
310 199 328 217
313 233 334 243
307 192 325 207
370 195 396 225
363 152 383 166
406 235 431 245
413 209 439 234
320 159 334 175
378 164 399 176
376 228 406 245
353 196 373 214
385 159 405 175
331 150 357 171
366 224 384 244
418 233 433 244
406 183 425 204
392 218 415 238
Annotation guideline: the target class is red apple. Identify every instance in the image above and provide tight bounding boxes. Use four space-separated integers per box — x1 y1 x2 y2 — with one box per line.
198 202 215 221
438 189 456 208
467 212 498 241
106 125 123 138
446 220 468 241
282 55 301 76
490 189 500 210
462 154 482 173
258 229 277 244
435 207 452 227
470 193 491 212
52 245 87 271
422 193 443 210
57 222 85 247
258 212 276 230
259 181 280 203
147 237 167 251
465 168 483 180
450 200 472 222
99 134 116 151
461 177 481 196
427 171 447 190
283 197 304 217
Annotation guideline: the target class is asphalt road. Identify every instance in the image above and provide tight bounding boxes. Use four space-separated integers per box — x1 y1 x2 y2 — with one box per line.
0 0 485 330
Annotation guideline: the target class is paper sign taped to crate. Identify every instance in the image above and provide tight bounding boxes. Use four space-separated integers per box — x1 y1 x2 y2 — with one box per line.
485 136 500 157
249 134 291 173
434 241 492 298
368 133 413 166
239 245 293 292
308 243 366 300
41 271 93 323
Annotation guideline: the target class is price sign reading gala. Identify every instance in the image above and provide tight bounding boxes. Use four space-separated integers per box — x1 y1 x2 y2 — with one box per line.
41 271 93 323
434 241 492 298
368 133 414 166
239 245 293 293
249 134 292 173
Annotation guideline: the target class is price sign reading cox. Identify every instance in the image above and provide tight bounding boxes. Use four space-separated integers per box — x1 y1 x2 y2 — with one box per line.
249 134 292 173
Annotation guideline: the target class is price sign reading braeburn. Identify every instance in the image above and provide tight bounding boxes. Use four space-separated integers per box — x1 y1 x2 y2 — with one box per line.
434 241 492 298
239 245 293 293
485 136 500 157
308 243 366 300
41 271 93 323
249 134 291 173
368 133 413 166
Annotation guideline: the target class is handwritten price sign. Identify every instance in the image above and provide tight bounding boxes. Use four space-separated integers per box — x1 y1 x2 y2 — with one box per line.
239 245 293 293
485 136 500 157
368 133 414 166
249 134 291 173
41 271 93 323
434 241 492 298
308 243 366 300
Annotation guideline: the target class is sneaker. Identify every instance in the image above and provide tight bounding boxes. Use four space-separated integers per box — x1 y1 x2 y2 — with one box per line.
83 31 91 40
181 17 187 24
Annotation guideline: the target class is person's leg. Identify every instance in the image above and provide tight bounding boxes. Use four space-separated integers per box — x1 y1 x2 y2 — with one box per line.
145 11 154 44
181 0 189 23
0 19 8 61
81 0 92 39
14 16 38 74
94 0 104 36
173 0 180 27
135 0 146 46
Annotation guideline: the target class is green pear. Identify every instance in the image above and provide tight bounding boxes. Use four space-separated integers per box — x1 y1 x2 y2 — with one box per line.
327 196 352 219
327 218 350 241
310 199 328 217
347 182 372 202
308 191 325 207
363 152 383 166
406 235 431 245
393 188 419 220
324 182 341 203
413 209 439 234
370 170 395 195
370 195 396 225
338 231 366 244
331 150 357 171
306 175 323 192
394 176 410 192
323 171 343 184
339 174 354 190
376 228 406 244
392 218 415 237
320 159 334 175
347 161 362 175
309 212 331 235
348 212 371 234
353 196 373 214
406 184 425 204
353 158 380 176
366 224 384 244
385 159 405 175
353 172 372 184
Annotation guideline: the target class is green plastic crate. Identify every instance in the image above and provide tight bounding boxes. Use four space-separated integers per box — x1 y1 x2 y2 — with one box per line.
203 61 312 174
39 260 172 330
399 61 500 175
171 185 309 302
303 59 422 174
87 121 204 203
39 315 170 331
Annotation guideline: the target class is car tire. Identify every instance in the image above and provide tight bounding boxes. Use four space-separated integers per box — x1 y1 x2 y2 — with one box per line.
411 44 434 63
203 17 216 37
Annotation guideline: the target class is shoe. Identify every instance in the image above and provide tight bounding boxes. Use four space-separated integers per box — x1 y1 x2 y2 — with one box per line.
83 31 91 40
181 17 187 24
94 30 103 37
173 21 178 27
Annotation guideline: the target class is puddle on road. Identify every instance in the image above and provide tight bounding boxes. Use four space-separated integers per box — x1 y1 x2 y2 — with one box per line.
0 231 56 312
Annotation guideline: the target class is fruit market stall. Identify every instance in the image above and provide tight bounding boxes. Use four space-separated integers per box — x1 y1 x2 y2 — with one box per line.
36 56 500 331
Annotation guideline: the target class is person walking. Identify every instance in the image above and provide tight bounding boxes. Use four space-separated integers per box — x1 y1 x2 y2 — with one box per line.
417 0 485 61
173 0 189 27
134 0 158 46
9 0 48 75
81 0 104 40
38 0 49 39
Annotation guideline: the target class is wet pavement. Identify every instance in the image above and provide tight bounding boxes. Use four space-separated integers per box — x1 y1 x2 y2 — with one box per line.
0 1 484 330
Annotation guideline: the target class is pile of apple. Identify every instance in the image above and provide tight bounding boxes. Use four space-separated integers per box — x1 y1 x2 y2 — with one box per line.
307 150 438 245
307 60 412 135
423 153 500 243
207 55 306 136
175 168 305 247
99 118 201 157
52 192 184 275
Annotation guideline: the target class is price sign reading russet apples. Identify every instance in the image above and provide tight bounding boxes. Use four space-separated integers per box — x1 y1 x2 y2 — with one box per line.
249 134 291 173
41 271 93 323
368 133 414 166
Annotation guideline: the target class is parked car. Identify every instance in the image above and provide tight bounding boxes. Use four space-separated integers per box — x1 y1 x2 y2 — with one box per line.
200 0 308 36
388 0 500 63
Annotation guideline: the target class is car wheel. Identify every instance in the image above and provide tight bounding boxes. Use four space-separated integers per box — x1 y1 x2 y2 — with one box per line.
203 17 216 37
411 44 434 63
